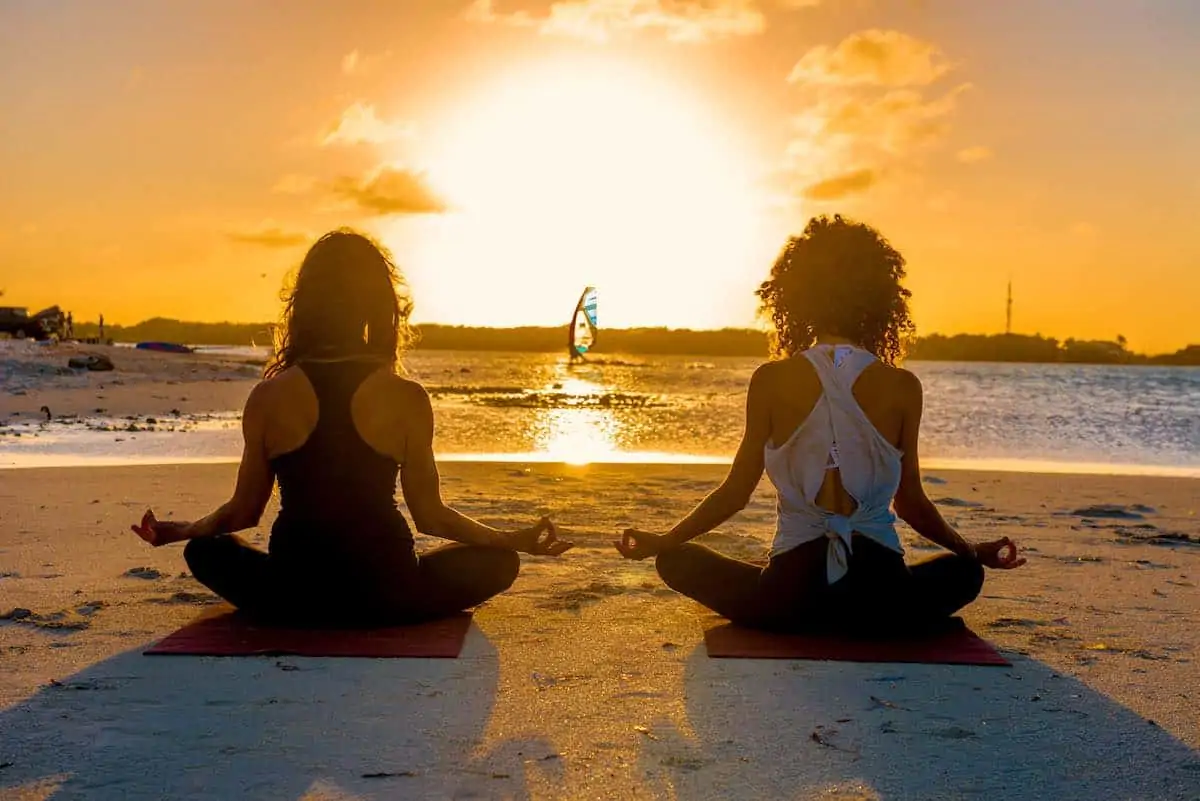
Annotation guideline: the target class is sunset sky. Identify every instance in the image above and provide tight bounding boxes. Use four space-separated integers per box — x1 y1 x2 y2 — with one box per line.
1 0 1197 352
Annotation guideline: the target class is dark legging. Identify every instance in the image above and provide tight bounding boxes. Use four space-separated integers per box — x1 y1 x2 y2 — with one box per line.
656 537 984 634
184 535 520 626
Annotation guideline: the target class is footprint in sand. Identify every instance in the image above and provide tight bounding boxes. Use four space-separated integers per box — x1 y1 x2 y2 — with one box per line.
1053 554 1106 564
147 590 222 605
76 600 107 615
986 617 1046 630
1070 504 1151 520
536 580 628 611
123 566 165 580
933 497 984 509
3 608 92 631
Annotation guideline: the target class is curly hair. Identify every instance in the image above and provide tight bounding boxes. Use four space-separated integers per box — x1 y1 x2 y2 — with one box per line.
755 215 914 365
263 229 415 379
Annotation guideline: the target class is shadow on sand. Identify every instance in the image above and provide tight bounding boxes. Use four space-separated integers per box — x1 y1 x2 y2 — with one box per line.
629 645 1199 800
0 626 503 800
2 624 1198 799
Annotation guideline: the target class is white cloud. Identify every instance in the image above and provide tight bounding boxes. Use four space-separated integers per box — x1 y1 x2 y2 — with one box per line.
322 103 414 147
465 0 765 43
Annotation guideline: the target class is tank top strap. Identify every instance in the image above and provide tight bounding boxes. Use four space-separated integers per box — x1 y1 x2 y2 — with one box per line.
803 345 875 403
296 360 381 429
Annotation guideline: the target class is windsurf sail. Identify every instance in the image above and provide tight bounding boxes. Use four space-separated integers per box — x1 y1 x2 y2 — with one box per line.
568 286 598 360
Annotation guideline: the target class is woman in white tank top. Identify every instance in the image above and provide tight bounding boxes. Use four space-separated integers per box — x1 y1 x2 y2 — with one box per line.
616 215 1024 633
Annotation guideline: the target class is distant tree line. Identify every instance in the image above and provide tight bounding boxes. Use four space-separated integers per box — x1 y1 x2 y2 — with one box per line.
908 333 1200 366
68 318 1199 366
73 318 274 349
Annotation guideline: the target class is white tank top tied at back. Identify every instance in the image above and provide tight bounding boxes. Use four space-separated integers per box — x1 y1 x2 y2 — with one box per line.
763 344 905 583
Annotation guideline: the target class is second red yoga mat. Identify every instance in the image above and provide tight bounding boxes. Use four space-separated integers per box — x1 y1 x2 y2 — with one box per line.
703 616 1010 666
145 606 472 658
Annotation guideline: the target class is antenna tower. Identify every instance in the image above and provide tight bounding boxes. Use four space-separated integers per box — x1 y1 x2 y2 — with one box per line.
1005 280 1013 335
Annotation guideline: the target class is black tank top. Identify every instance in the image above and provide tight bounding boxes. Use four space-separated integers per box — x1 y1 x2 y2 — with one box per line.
268 360 413 559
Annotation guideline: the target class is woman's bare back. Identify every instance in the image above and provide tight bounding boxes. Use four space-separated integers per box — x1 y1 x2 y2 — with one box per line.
756 351 916 516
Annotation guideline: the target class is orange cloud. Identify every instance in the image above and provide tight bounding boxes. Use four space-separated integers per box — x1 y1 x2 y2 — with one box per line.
331 166 447 215
465 0 765 43
341 49 393 77
782 30 969 203
322 103 414 147
227 226 309 248
820 83 972 153
956 145 993 163
801 167 878 200
788 29 951 86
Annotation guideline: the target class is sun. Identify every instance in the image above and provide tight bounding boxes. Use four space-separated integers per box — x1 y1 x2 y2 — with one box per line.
392 58 770 330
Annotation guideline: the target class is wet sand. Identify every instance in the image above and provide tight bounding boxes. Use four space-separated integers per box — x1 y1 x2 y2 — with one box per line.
0 461 1197 799
0 340 258 422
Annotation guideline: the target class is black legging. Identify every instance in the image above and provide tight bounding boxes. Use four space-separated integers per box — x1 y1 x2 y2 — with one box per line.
184 535 520 626
655 536 984 634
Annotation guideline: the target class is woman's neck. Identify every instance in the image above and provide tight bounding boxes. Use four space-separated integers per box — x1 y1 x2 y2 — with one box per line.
814 334 857 347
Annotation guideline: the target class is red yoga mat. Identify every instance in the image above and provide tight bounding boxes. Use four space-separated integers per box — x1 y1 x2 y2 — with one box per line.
144 606 473 658
703 616 1010 666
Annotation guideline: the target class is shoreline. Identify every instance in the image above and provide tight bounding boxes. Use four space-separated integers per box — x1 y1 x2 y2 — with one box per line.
2 451 1199 479
5 343 1199 481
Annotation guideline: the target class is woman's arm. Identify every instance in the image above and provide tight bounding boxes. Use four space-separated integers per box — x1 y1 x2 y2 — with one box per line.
617 364 772 558
133 382 276 546
891 371 980 558
399 384 571 555
892 374 1025 570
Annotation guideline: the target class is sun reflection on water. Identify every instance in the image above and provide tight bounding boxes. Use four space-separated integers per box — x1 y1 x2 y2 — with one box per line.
531 370 622 465
534 407 621 465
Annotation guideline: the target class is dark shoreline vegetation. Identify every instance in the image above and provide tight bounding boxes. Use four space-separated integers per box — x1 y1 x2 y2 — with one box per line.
69 318 1200 366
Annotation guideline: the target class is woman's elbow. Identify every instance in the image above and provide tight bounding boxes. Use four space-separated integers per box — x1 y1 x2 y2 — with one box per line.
717 484 754 514
408 502 447 535
893 492 929 525
228 505 264 531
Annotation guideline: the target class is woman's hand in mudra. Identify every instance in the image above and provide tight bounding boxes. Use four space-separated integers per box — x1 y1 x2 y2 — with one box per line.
973 537 1026 569
507 517 573 556
614 529 669 561
131 509 194 547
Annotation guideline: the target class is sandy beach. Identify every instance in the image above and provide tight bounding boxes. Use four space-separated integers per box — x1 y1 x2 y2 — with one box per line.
1 458 1197 800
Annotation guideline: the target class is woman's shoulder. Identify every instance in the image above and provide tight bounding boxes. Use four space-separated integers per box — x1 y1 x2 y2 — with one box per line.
748 356 821 401
249 367 303 398
864 360 923 399
369 371 431 405
749 357 794 388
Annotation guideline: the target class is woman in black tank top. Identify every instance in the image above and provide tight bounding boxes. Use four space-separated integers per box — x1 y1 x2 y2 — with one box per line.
131 230 572 625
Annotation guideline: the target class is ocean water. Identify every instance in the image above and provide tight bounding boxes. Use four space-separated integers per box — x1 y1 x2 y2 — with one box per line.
2 350 1199 476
